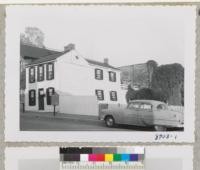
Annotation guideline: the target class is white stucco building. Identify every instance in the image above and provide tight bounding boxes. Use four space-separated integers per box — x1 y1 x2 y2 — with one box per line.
24 44 126 115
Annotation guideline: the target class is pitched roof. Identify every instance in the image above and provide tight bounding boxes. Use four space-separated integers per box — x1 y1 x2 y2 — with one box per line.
85 58 119 70
20 42 62 59
28 55 119 70
23 44 119 70
27 52 64 65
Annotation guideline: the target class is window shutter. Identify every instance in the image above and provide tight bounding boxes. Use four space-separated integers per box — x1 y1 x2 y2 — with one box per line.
37 66 39 81
29 67 35 83
46 88 50 105
95 69 103 80
110 91 117 101
29 90 36 106
109 71 116 82
100 69 103 80
95 89 104 100
46 64 48 80
32 67 35 83
95 69 97 79
42 65 44 80
37 65 44 81
46 87 55 105
46 63 54 80
29 67 31 83
51 63 54 79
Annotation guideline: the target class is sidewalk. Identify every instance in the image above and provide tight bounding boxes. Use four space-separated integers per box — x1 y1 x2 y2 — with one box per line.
21 111 100 122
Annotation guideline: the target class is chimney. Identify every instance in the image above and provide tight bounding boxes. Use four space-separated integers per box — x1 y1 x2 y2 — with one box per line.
104 58 109 65
64 43 75 52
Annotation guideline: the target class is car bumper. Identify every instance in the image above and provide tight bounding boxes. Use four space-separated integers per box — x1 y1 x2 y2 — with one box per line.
165 122 184 128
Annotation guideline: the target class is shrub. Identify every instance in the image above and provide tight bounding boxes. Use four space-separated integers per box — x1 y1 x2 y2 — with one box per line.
126 87 166 103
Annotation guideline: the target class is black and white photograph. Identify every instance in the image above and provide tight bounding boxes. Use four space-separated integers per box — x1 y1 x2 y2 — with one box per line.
5 5 195 142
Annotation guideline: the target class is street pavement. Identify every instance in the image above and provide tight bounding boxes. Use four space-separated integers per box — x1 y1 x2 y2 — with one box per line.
20 111 154 131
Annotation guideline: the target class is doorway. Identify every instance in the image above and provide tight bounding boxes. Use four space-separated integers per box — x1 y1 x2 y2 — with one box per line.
38 88 45 110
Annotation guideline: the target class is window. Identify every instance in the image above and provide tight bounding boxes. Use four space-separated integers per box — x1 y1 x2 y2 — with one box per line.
110 91 117 101
46 63 54 80
46 87 55 105
109 71 116 82
95 89 104 100
95 69 103 80
29 89 36 106
37 65 44 81
140 103 152 111
128 103 140 109
29 66 35 83
157 104 167 110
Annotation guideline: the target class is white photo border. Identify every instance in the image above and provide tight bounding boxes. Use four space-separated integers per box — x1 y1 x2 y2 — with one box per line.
5 5 196 142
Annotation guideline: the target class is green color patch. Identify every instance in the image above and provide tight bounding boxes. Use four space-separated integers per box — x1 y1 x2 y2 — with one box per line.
113 154 121 161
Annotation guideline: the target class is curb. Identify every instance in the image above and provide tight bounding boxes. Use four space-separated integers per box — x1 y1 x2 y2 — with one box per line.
20 113 101 124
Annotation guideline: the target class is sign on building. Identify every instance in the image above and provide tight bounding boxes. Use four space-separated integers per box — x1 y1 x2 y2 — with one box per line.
51 93 59 106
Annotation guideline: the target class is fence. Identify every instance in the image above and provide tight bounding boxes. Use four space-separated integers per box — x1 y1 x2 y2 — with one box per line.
168 105 184 113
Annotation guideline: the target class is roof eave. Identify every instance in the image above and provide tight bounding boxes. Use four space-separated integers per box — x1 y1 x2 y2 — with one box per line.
25 59 57 67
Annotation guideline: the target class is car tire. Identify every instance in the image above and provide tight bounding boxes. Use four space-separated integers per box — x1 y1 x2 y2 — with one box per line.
105 116 115 127
154 125 167 131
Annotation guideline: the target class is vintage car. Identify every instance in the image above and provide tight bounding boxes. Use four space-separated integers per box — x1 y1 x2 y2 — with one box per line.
99 100 184 131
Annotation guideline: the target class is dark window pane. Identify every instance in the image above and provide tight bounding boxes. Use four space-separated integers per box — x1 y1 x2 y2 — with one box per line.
46 63 54 80
128 103 140 109
95 69 103 80
140 104 152 110
95 89 104 100
110 91 117 101
37 65 44 81
109 71 116 82
29 89 36 106
46 87 55 105
29 67 35 83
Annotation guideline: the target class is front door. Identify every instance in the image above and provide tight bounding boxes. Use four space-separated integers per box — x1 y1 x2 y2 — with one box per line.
38 88 44 110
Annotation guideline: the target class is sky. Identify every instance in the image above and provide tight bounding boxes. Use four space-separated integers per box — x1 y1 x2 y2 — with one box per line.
14 6 195 67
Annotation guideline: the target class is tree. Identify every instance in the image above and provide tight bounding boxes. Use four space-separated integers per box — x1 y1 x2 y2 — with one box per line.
146 60 158 87
125 85 137 103
126 87 166 103
151 63 184 106
20 27 45 48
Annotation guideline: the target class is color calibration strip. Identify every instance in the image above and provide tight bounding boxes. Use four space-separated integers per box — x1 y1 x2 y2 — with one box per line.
59 147 145 170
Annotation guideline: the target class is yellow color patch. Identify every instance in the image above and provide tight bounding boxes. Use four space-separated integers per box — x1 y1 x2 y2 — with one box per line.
105 154 113 162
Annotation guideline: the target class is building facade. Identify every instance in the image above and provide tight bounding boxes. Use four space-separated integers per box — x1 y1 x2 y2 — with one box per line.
119 63 151 90
24 44 126 115
20 42 62 111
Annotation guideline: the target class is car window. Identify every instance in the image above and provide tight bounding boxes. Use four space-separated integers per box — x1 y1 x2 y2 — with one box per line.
157 104 167 110
140 103 152 111
128 103 140 109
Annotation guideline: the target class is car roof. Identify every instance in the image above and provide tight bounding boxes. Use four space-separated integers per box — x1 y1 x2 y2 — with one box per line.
129 100 166 106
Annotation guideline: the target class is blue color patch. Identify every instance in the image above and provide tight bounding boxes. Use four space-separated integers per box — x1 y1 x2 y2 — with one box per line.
121 154 130 161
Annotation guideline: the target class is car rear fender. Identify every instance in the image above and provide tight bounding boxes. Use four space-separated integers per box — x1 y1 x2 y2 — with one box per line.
153 110 183 126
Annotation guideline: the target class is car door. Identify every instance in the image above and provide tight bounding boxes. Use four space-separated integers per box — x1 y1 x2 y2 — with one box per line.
137 103 153 126
124 102 140 125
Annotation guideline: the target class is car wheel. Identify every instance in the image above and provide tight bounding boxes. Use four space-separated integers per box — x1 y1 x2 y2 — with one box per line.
154 125 167 131
105 116 115 127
